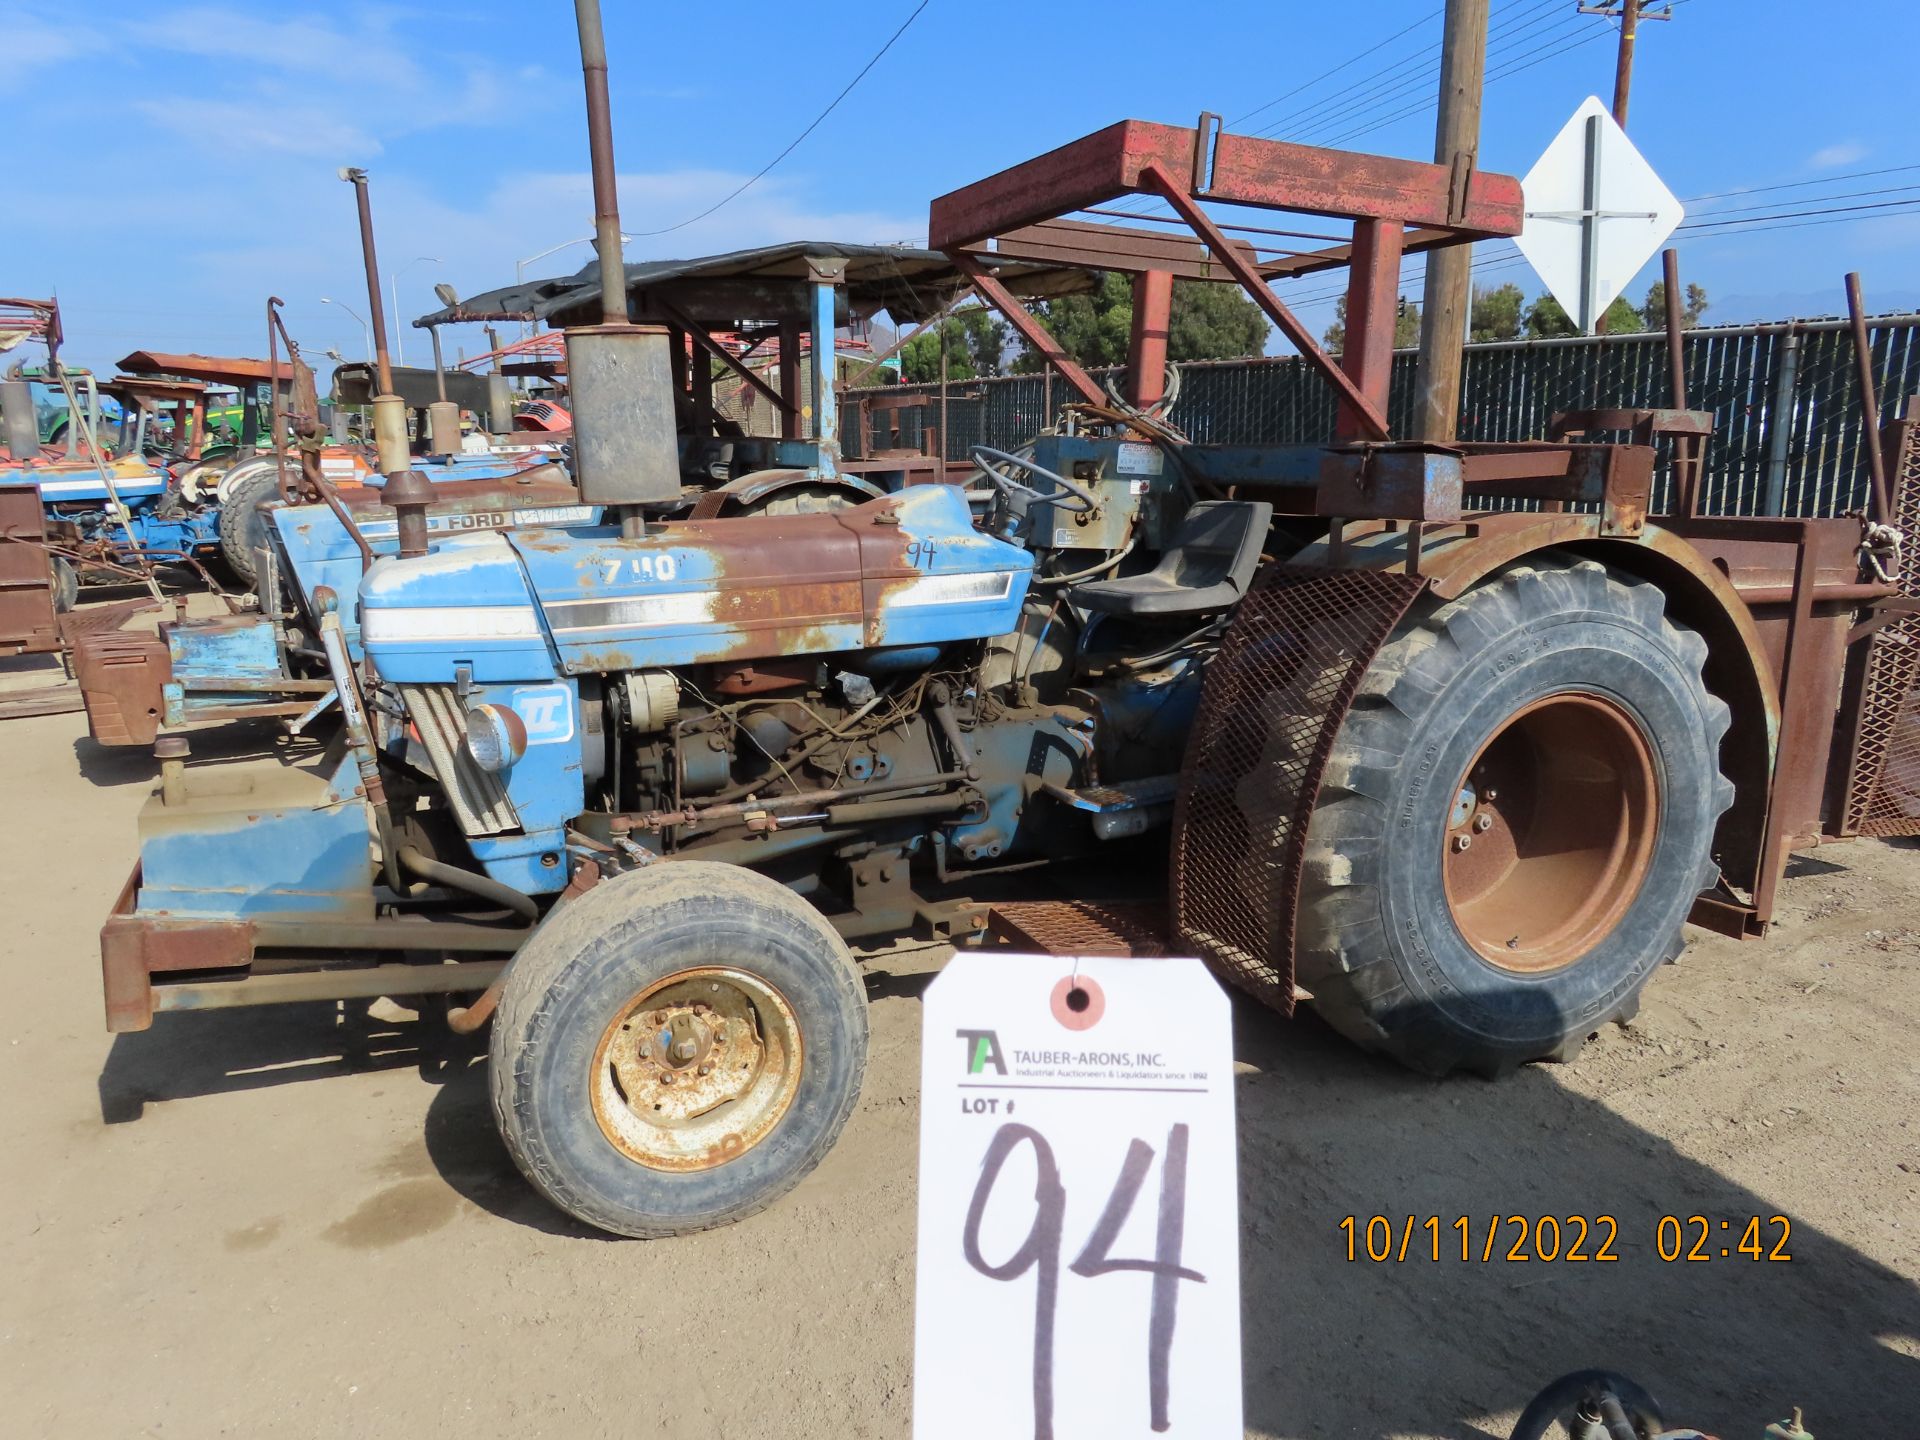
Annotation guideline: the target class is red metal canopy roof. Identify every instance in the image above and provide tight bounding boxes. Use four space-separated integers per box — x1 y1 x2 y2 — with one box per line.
116 351 278 386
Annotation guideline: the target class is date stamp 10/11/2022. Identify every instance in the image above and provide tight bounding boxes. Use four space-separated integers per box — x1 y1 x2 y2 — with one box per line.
1338 1213 1795 1264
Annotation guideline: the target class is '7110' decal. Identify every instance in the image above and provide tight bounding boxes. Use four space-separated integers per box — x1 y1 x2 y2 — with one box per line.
601 553 681 584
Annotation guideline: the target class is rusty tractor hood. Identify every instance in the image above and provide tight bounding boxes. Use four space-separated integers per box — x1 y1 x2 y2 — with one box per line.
358 484 1033 684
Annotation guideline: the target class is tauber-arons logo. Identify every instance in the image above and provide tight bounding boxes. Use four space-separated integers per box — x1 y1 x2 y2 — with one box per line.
955 1029 1007 1075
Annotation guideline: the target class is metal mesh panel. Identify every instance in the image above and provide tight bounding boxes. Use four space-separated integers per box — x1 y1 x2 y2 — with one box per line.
1846 415 1920 836
1171 565 1428 1011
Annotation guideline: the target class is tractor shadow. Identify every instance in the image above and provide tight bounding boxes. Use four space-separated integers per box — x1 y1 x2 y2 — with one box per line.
1226 998 1920 1439
95 1001 608 1239
95 998 467 1125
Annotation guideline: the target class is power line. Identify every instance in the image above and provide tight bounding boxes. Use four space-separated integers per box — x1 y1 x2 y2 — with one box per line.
1102 1 1551 220
1678 196 1920 232
1321 18 1612 147
1279 3 1568 145
1688 181 1920 219
1256 0 1549 142
623 0 929 239
1681 204 1920 238
1228 5 1443 127
1686 163 1920 206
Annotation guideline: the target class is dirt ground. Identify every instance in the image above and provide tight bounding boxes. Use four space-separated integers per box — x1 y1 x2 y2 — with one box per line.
2 596 1917 1439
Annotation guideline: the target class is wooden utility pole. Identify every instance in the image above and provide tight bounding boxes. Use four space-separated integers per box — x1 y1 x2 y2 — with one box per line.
1577 1 1673 331
1579 0 1675 128
1413 0 1488 443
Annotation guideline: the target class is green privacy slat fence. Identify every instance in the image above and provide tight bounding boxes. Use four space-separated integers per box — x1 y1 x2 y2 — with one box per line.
844 318 1920 518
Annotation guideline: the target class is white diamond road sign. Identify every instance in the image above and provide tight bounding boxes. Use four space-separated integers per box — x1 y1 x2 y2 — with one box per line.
1514 95 1683 334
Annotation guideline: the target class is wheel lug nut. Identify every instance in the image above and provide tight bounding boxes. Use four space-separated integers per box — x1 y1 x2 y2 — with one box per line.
1473 813 1493 832
1453 834 1473 852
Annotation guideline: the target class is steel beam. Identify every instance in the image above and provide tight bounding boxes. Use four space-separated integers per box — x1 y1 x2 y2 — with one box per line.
1129 270 1174 408
928 119 1523 252
1137 163 1391 441
948 253 1105 407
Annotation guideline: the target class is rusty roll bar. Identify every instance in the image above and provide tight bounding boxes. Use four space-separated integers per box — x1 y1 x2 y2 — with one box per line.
1846 272 1893 525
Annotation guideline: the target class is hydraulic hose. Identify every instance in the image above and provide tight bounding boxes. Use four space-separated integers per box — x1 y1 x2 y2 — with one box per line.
397 844 539 924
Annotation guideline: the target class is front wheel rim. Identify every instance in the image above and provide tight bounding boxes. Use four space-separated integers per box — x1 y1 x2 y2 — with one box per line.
590 967 803 1172
1442 692 1661 974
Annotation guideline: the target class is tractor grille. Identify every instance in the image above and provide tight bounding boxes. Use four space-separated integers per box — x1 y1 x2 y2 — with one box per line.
1172 564 1427 1011
1845 412 1920 837
398 684 520 836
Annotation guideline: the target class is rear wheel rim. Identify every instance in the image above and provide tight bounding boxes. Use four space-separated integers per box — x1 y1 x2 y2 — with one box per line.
1442 692 1661 974
590 967 803 1172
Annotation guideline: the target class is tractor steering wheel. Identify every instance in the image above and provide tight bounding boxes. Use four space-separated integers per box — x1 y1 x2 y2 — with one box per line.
967 445 1098 514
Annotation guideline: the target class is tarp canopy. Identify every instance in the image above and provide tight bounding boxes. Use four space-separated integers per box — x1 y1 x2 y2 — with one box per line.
412 240 1090 331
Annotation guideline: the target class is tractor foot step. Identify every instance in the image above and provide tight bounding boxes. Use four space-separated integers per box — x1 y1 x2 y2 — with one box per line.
984 900 1171 957
1040 775 1178 813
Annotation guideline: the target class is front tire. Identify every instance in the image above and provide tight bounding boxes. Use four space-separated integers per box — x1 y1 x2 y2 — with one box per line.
490 863 869 1237
217 471 277 588
1296 559 1734 1076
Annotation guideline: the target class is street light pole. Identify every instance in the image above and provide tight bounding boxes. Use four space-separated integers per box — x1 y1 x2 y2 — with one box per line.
320 297 372 364
388 256 441 367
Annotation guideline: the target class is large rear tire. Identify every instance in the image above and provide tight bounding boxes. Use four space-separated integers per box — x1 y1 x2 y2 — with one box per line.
490 862 869 1238
1296 559 1733 1076
217 471 278 588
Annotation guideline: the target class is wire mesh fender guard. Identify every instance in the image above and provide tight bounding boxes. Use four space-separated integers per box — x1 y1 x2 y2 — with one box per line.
1845 414 1920 836
1172 563 1429 1011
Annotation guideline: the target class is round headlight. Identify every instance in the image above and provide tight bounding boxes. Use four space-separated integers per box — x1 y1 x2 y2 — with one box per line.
465 703 527 772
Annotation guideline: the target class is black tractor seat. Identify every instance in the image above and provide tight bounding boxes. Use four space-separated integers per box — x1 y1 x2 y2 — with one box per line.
1069 500 1273 617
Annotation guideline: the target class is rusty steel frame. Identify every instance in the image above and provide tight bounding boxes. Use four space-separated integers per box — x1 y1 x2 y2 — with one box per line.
101 864 528 1032
930 116 1524 425
932 118 1898 948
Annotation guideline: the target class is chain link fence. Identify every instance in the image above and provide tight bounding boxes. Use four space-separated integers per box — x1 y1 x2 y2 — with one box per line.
844 318 1920 518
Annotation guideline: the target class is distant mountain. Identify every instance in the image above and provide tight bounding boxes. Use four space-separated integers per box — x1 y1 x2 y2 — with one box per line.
1707 289 1920 325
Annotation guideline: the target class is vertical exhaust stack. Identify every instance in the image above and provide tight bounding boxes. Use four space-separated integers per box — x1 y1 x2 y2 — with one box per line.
340 165 434 557
568 0 679 535
1 378 40 462
487 373 515 439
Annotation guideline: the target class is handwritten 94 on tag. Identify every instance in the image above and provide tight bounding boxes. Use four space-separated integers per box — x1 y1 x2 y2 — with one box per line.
913 953 1241 1440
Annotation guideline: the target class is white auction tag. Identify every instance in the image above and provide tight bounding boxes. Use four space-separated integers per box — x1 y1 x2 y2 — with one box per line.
912 952 1241 1439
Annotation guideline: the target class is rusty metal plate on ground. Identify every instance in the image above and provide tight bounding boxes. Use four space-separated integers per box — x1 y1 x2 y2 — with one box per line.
985 899 1170 956
1847 416 1920 836
1171 563 1428 1012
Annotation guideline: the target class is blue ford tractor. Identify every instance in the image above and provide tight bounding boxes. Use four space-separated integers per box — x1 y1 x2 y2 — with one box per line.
98 111 1916 1242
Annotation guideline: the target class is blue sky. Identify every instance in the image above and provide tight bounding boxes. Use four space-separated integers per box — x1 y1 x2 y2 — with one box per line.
4 1 1914 377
